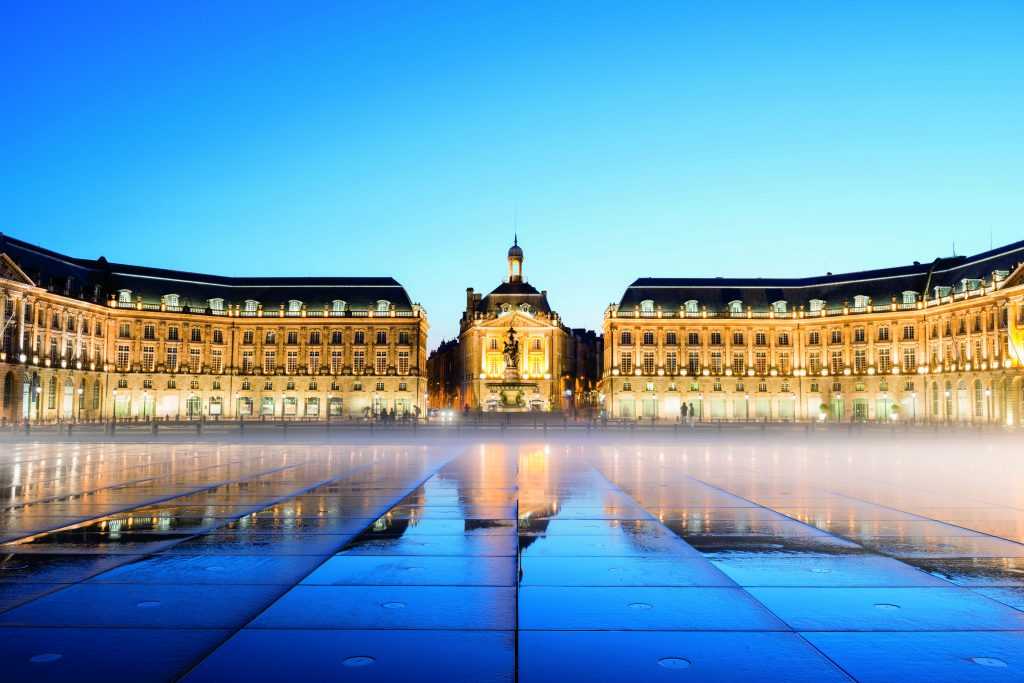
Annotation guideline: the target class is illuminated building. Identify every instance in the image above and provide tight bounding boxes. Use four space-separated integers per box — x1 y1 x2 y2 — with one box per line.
0 234 428 422
602 241 1024 423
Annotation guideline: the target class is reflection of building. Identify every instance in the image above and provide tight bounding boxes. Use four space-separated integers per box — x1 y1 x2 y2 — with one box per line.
602 241 1024 424
1 234 428 423
452 238 599 412
427 338 461 409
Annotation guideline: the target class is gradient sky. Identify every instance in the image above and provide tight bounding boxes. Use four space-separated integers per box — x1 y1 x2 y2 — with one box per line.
3 2 1022 346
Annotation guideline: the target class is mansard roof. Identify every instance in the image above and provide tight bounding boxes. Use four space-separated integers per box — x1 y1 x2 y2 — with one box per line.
479 280 552 313
0 233 415 311
619 239 1024 312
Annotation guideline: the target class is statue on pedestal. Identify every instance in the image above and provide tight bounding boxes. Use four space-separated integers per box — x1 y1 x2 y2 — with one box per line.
503 326 520 379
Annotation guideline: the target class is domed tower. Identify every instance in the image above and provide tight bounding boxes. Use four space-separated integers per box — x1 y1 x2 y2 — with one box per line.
507 234 524 283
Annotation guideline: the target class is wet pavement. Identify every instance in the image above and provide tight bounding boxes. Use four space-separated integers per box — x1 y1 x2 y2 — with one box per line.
1 437 1023 681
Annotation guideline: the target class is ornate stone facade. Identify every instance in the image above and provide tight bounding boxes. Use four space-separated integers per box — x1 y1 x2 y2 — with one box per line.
0 234 428 423
602 241 1024 423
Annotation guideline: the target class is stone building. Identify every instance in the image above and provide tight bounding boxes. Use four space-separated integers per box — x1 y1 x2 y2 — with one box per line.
0 234 429 423
454 238 599 412
602 241 1024 423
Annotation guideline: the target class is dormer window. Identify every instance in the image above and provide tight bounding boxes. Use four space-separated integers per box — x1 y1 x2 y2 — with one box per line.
376 300 391 313
728 300 743 315
208 298 224 312
331 299 346 313
933 286 951 299
639 299 655 314
118 289 132 304
244 299 259 312
901 291 917 305
772 300 788 314
809 299 825 313
287 300 303 313
162 294 180 307
683 300 699 314
853 295 869 309
519 303 532 314
961 278 981 291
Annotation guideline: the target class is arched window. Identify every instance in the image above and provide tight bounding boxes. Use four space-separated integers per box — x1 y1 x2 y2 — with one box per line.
728 300 743 315
853 295 869 308
901 291 917 305
117 290 132 304
331 300 346 313
48 376 58 409
683 300 699 314
809 299 825 313
287 300 303 313
974 379 984 417
208 298 224 312
162 294 180 307
244 300 259 313
519 303 532 314
639 299 655 314
772 300 788 314
376 300 391 313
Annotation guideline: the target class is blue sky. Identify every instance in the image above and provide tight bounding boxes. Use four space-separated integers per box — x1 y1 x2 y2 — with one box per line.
3 2 1022 345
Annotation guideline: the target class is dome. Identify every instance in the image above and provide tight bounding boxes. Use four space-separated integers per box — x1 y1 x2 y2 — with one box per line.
508 235 523 259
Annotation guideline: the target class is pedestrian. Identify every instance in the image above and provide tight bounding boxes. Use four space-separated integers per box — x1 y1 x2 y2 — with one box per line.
680 403 688 423
688 402 696 425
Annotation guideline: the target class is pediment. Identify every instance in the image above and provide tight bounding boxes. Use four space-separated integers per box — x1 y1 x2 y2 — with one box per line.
0 253 35 286
478 311 554 330
1001 261 1024 290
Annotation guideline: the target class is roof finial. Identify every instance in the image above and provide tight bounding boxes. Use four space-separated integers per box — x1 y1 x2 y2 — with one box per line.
514 232 518 247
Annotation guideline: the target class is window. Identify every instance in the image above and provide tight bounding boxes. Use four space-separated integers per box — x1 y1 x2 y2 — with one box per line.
140 345 154 372
687 332 700 346
288 300 303 313
710 351 723 375
854 349 866 374
777 351 790 374
162 293 180 307
809 299 825 313
710 331 722 345
331 299 346 313
830 350 843 374
211 349 223 374
263 350 276 374
114 344 129 371
375 351 388 375
399 331 410 345
622 382 632 392
307 350 320 374
354 331 365 345
118 290 132 304
732 352 744 375
777 332 789 346
639 299 655 314
375 381 385 391
772 300 787 314
732 331 744 346
620 352 633 374
167 326 180 341
213 329 224 344
754 352 767 375
830 330 842 344
191 327 202 343
331 350 343 374
642 330 655 345
166 347 178 372
118 322 131 339
244 300 259 313
808 331 820 345
687 351 700 375
902 291 917 305
376 330 387 345
666 351 677 374
142 324 155 340
286 351 298 374
902 325 915 341
665 331 677 346
265 331 276 344
902 347 916 373
683 300 698 314
853 294 869 309
878 348 891 373
878 326 890 342
209 298 224 312
398 350 410 375
353 350 365 373
754 331 767 346
728 300 743 315
620 331 633 345
376 300 391 313
642 351 655 375
530 338 542 351
854 327 865 343
47 377 57 409
331 330 343 345
243 330 254 344
286 331 298 345
189 348 201 372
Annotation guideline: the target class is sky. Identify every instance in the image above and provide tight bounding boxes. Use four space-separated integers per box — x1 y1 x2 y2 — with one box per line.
3 2 1023 346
